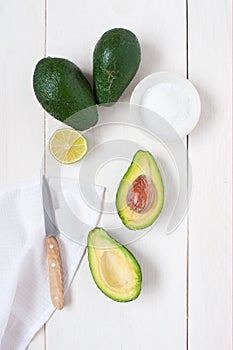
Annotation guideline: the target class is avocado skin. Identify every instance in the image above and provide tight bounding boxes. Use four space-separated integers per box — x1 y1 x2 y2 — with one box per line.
33 57 98 131
93 28 141 104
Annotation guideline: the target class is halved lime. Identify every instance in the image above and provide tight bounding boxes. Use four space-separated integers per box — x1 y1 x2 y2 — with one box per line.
49 128 88 164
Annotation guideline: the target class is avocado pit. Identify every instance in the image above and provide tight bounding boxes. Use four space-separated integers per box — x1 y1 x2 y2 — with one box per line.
127 174 155 213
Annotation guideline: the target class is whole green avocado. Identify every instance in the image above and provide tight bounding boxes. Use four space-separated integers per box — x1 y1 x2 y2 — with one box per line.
33 57 98 131
93 28 141 104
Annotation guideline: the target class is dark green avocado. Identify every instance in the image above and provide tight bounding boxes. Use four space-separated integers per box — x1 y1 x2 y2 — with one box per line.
33 57 98 131
93 28 141 104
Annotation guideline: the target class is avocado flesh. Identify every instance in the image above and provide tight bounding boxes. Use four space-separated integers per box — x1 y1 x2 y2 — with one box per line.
88 228 141 302
116 150 164 230
93 28 141 104
33 57 98 131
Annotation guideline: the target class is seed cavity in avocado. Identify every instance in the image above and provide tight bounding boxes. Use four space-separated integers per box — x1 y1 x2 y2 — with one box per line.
88 228 142 302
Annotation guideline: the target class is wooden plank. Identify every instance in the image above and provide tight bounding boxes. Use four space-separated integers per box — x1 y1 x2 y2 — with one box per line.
0 0 45 186
188 0 232 349
0 0 45 348
45 0 188 349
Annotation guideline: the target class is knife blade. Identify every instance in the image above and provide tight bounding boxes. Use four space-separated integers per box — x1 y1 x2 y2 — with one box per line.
42 176 64 310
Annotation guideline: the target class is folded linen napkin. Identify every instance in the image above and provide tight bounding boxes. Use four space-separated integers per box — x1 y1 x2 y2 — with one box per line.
0 178 104 350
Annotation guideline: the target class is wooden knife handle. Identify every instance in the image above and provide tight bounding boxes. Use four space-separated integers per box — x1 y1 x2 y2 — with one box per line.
46 236 64 310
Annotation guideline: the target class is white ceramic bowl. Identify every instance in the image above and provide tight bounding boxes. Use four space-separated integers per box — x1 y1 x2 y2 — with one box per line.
130 72 201 138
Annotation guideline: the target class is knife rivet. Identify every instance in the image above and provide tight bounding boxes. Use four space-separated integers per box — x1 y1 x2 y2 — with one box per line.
49 244 54 249
51 262 56 267
54 296 58 300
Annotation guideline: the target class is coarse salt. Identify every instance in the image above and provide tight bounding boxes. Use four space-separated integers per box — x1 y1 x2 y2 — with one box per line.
141 83 191 130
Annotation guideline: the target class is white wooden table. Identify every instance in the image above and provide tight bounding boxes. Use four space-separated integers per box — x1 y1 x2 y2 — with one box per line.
0 0 231 349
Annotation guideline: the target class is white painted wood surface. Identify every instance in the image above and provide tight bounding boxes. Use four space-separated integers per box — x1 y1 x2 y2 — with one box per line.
0 0 45 348
0 0 231 349
188 0 232 349
46 0 187 349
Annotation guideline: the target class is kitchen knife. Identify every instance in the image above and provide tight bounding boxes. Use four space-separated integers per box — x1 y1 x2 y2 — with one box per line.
42 176 64 310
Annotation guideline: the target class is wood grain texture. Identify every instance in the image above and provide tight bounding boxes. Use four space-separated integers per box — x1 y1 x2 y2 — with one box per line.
188 0 232 349
45 0 187 349
0 0 44 186
0 0 45 349
0 0 231 349
46 236 64 310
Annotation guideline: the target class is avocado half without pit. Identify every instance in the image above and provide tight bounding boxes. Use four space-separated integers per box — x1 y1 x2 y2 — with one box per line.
88 228 142 302
116 150 164 230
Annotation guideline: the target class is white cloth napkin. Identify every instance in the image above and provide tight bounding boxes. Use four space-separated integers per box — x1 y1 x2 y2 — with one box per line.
0 178 104 350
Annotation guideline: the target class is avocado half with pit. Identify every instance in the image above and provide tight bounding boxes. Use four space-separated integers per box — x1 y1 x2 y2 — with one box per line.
88 228 142 302
116 150 164 230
